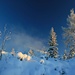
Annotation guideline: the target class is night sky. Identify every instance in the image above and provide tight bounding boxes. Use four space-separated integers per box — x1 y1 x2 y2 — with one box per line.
0 0 75 54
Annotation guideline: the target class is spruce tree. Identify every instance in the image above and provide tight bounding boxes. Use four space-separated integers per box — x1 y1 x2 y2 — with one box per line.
63 9 75 58
48 27 58 58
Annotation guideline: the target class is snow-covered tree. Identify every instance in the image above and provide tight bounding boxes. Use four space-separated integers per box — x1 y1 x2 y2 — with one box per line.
63 9 75 58
68 49 75 59
47 27 58 58
0 25 11 59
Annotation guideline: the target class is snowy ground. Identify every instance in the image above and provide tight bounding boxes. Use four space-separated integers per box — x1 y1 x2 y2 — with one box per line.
0 52 75 75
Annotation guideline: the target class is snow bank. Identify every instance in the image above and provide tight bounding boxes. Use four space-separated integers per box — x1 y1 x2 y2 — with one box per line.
0 53 75 75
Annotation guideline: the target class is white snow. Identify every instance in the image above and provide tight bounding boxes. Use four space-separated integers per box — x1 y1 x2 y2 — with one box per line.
0 52 75 75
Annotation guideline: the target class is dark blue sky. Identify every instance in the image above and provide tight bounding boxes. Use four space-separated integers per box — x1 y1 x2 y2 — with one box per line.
0 0 75 53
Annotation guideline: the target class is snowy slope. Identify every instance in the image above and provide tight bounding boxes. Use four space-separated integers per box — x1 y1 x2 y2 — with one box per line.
0 53 75 75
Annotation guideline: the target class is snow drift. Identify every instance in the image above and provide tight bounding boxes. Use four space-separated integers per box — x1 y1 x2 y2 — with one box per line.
0 52 75 75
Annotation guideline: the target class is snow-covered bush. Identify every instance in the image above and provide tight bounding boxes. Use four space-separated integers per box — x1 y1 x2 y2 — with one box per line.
1 50 8 55
63 50 68 60
17 52 31 61
11 48 16 56
40 59 45 64
27 55 31 61
28 49 34 56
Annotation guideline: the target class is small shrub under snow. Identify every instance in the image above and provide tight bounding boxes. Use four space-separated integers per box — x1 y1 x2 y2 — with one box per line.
1 50 8 54
40 59 45 64
17 52 31 61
